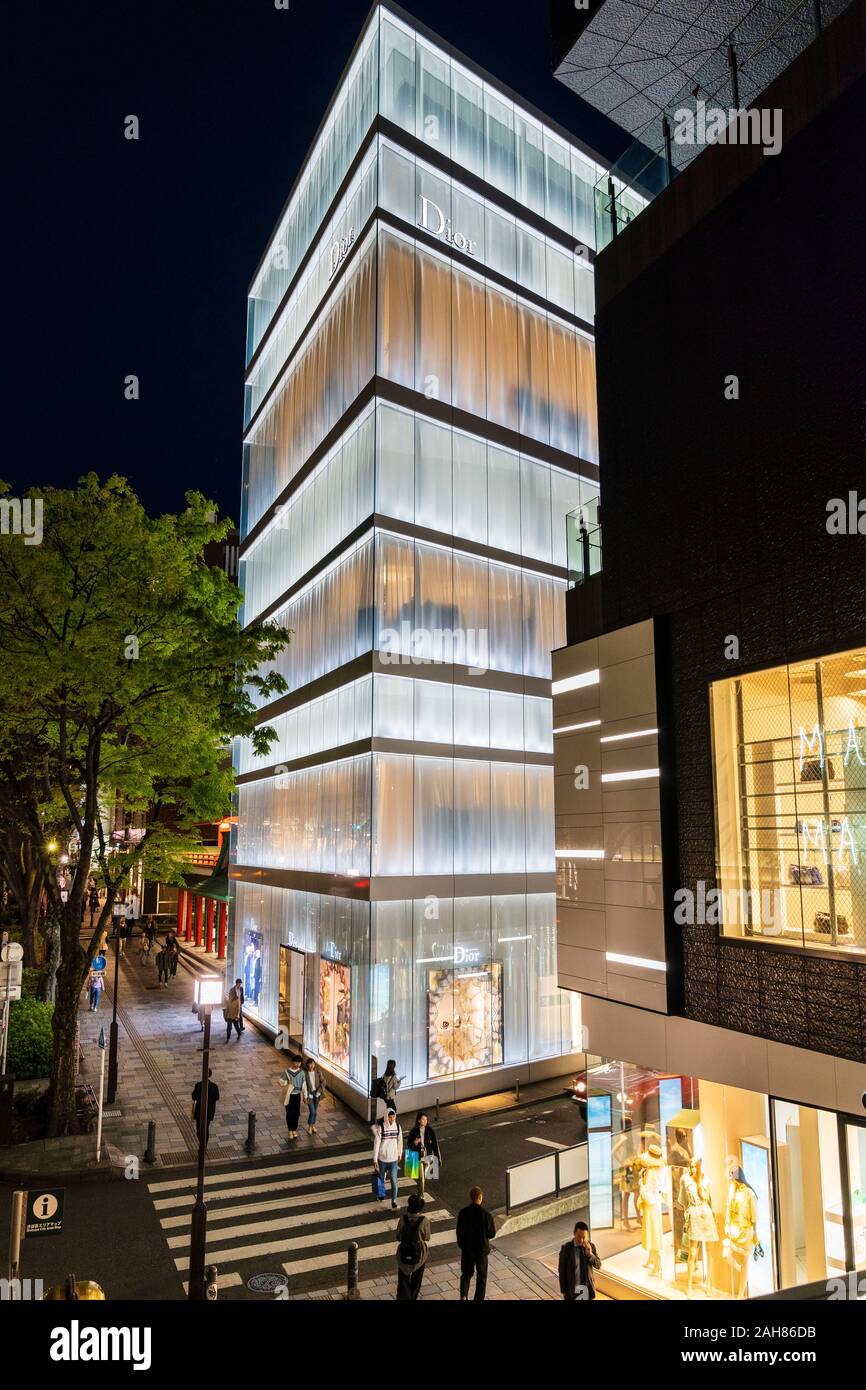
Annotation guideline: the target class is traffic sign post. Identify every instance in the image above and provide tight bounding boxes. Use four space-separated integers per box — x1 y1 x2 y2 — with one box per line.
24 1187 65 1237
0 942 24 1077
8 1190 26 1280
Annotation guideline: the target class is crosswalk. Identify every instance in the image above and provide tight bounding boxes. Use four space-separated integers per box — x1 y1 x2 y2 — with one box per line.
147 1147 456 1297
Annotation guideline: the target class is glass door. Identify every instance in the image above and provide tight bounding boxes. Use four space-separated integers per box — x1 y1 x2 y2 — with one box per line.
843 1122 866 1273
279 945 306 1050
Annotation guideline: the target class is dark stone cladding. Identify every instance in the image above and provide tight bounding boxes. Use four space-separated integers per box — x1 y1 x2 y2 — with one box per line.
571 52 866 1060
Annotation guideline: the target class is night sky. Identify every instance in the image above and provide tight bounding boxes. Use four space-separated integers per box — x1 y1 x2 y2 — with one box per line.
11 0 627 524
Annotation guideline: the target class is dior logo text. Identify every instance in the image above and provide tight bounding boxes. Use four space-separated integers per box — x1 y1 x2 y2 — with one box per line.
328 227 355 280
418 196 477 256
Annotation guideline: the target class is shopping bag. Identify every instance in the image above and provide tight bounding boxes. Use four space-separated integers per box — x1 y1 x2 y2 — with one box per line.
372 1173 387 1199
425 1154 440 1181
404 1149 420 1179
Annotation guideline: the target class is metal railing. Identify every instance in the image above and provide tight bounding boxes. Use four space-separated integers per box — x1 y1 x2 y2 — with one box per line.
595 0 853 248
566 510 602 589
505 1141 588 1213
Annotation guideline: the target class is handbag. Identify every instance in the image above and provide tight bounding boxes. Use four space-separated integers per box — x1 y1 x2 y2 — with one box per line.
404 1149 420 1179
280 1078 293 1107
371 1173 386 1199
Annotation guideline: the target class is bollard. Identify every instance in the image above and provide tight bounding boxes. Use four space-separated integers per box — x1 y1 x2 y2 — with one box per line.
205 1264 219 1300
434 1097 440 1123
245 1110 256 1155
346 1242 360 1300
515 1079 520 1102
144 1120 157 1164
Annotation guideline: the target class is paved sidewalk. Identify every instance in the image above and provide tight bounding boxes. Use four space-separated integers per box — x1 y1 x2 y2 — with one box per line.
74 942 367 1165
308 1247 559 1301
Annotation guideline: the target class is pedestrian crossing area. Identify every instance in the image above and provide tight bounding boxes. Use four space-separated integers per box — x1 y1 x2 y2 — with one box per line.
146 1147 456 1297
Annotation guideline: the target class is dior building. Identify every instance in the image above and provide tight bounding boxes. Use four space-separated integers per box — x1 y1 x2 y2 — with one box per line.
230 2 607 1115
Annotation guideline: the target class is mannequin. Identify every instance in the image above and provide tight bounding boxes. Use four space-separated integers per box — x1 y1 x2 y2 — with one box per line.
724 1168 759 1298
677 1157 717 1297
637 1144 667 1277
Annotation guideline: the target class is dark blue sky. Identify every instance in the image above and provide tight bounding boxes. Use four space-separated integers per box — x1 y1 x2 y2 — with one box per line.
11 0 627 524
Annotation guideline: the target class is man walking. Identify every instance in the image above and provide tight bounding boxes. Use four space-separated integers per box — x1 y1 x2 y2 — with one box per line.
456 1186 496 1300
558 1221 602 1301
372 1104 403 1210
192 1069 220 1148
224 982 243 1042
231 978 245 1032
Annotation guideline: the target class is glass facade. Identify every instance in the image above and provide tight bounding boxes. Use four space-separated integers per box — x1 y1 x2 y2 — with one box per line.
233 3 600 1109
710 647 866 955
583 1058 866 1299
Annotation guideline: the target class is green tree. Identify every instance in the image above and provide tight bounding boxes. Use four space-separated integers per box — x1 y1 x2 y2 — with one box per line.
0 475 289 1134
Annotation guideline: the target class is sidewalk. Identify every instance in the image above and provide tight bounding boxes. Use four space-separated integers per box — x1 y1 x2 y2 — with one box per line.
308 1247 559 1301
70 940 367 1166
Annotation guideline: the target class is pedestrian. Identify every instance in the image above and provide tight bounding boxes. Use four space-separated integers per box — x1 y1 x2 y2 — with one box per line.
406 1110 441 1196
88 970 105 1012
223 984 242 1042
165 931 180 978
558 1221 602 1301
372 1103 403 1210
456 1186 496 1301
191 1069 220 1148
155 944 170 986
230 977 245 1032
377 1058 402 1117
88 884 100 927
303 1056 325 1134
281 1055 307 1140
395 1193 431 1300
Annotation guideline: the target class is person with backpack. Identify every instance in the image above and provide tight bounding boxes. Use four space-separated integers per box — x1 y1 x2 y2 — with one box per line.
372 1104 403 1209
378 1059 401 1117
223 984 242 1042
395 1193 431 1300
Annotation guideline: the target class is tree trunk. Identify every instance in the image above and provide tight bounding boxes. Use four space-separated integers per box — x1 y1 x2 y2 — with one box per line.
46 926 85 1137
37 917 61 1003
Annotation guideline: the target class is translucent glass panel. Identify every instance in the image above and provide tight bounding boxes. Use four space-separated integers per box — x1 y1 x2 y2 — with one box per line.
375 532 567 680
371 752 553 876
710 648 866 954
235 754 371 875
379 138 595 322
373 399 592 566
237 676 373 775
259 538 374 705
231 881 370 1085
370 891 578 1085
377 227 598 463
246 147 378 427
242 406 375 622
372 675 552 753
245 232 376 534
379 12 603 246
247 21 378 362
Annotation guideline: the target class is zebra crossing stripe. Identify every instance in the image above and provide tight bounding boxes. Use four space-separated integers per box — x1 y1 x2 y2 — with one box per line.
281 1229 456 1279
181 1271 243 1295
173 1208 452 1272
165 1197 449 1250
159 1178 417 1229
152 1164 391 1210
147 1151 370 1194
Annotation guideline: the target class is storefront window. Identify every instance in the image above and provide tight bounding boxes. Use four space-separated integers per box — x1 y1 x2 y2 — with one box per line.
585 1060 775 1299
710 649 866 953
772 1099 843 1285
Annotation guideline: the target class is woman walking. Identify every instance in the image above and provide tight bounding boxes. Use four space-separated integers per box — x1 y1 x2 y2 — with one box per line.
303 1057 325 1135
406 1111 441 1196
88 970 105 1012
379 1059 401 1117
281 1055 307 1141
395 1194 432 1300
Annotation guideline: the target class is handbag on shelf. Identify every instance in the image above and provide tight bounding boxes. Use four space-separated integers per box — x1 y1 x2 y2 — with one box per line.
800 758 835 782
814 912 851 936
789 864 823 886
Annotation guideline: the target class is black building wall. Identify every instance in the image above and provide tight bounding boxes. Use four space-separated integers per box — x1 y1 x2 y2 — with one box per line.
584 23 866 1058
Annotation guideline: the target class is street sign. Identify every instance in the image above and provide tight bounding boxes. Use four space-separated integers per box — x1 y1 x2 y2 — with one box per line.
25 1187 65 1237
0 943 24 963
91 954 107 972
0 959 22 1001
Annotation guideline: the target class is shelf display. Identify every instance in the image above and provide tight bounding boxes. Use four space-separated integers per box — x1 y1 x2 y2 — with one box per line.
242 928 263 1006
426 963 503 1078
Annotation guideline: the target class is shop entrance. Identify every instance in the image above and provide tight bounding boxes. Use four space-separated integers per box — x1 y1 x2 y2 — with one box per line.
278 944 305 1053
841 1118 866 1274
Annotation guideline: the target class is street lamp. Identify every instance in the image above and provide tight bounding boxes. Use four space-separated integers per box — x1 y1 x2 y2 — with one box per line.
188 974 222 1301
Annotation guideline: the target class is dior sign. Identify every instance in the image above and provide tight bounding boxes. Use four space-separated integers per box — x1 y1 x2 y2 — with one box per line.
328 227 355 280
418 196 477 256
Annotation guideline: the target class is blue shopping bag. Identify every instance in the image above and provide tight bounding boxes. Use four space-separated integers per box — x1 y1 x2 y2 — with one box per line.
372 1173 386 1199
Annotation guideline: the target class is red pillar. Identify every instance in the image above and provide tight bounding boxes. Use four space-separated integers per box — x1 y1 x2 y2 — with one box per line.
185 891 194 941
194 896 203 947
206 899 216 953
176 890 185 935
217 902 228 961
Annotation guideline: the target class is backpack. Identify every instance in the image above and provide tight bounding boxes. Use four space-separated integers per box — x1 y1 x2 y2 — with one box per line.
371 1076 388 1101
398 1217 423 1267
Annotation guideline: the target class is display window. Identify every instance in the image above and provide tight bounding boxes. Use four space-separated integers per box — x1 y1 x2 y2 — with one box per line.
585 1059 866 1299
319 957 351 1073
710 649 866 954
426 962 503 1078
